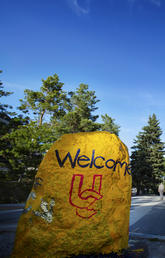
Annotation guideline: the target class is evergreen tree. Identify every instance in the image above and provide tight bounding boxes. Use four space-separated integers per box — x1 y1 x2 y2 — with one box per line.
55 84 100 134
1 74 68 181
19 74 68 125
70 84 99 122
0 70 13 116
100 114 120 136
0 71 27 180
131 132 153 194
0 71 12 179
1 73 121 181
131 114 165 194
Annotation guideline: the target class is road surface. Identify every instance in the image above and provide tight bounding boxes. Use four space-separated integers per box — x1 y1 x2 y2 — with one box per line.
130 196 165 237
0 204 24 258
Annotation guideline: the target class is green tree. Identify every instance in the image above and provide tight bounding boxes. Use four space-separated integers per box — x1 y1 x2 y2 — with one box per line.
19 74 68 125
1 73 121 181
1 122 58 181
131 132 152 195
55 84 100 135
1 74 68 181
70 84 99 122
0 71 14 179
131 114 165 194
100 114 120 136
0 71 29 180
0 70 13 116
0 70 15 135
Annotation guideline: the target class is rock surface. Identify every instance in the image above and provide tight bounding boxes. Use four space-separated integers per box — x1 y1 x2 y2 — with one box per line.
12 132 132 257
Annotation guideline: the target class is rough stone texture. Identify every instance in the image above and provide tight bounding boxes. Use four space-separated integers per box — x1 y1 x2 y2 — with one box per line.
12 132 132 258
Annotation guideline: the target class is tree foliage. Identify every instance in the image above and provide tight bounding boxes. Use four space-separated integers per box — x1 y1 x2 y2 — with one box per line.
131 114 165 194
0 72 120 181
19 74 68 125
1 122 58 181
2 74 68 180
100 114 120 136
70 84 99 122
55 84 120 136
55 84 100 135
0 70 13 116
0 71 29 180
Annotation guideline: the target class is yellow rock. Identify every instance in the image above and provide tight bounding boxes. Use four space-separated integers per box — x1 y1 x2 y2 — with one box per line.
12 132 132 258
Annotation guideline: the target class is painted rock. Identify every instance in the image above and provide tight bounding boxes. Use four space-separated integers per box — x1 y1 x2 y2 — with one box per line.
12 132 132 257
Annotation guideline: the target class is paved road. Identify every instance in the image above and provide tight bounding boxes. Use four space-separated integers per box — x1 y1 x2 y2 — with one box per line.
130 196 165 237
0 204 24 258
130 196 162 226
0 209 23 232
129 196 165 258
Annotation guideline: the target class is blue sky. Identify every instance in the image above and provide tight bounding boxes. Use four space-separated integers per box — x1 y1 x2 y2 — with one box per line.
1 0 165 153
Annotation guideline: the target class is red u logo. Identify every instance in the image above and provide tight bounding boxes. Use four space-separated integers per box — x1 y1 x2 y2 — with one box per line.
69 174 103 219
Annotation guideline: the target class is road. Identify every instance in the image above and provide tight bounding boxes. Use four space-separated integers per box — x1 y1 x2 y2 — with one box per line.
0 204 24 258
0 209 23 232
129 196 165 258
130 196 165 237
130 196 163 226
1 197 165 257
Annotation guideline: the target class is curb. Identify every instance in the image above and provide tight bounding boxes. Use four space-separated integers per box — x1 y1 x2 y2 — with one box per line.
0 203 25 210
130 232 165 242
0 208 23 214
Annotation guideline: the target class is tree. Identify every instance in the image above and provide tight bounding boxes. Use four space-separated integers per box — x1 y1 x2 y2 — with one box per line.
55 84 100 135
19 74 68 126
100 114 120 136
131 132 153 194
70 84 99 122
0 71 29 180
1 74 68 181
18 73 69 152
0 71 14 179
1 122 58 181
0 70 14 136
131 114 165 194
0 70 13 116
1 73 121 181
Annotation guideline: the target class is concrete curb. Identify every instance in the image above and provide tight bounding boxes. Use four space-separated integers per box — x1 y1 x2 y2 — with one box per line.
130 232 165 241
0 203 25 210
0 203 25 207
0 208 23 214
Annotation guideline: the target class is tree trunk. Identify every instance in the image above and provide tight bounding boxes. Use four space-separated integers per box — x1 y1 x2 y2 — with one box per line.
39 110 45 126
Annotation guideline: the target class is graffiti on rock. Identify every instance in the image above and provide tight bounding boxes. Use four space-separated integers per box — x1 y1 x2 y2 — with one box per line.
33 198 55 223
69 174 103 219
55 149 132 176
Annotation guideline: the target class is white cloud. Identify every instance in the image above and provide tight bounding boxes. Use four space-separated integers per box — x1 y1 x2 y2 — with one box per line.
67 0 161 16
128 0 161 7
67 0 91 15
139 91 165 108
4 81 26 92
150 0 161 7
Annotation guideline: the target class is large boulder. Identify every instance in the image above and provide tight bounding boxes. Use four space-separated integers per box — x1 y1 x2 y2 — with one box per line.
12 132 132 257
